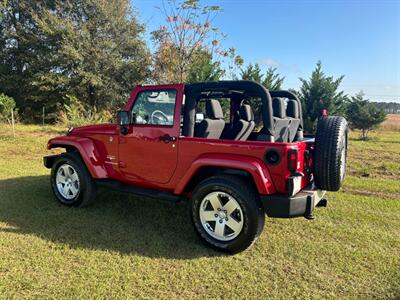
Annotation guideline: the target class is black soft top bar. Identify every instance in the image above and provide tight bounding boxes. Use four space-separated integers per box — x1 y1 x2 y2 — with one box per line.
183 80 303 139
184 80 274 138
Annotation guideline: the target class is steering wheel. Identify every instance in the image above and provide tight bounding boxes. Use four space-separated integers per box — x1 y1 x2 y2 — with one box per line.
151 110 169 125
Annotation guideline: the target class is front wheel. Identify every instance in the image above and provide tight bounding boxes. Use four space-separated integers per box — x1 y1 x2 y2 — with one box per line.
190 175 265 253
51 152 97 207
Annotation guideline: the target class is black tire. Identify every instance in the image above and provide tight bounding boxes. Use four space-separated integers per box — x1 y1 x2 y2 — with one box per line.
314 116 348 191
51 152 97 207
190 175 265 253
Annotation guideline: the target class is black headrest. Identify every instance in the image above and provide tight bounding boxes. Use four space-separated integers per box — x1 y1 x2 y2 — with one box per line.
287 99 299 118
272 97 286 118
206 99 224 119
239 104 253 122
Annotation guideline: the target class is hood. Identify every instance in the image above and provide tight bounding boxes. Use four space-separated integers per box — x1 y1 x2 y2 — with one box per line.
68 123 118 136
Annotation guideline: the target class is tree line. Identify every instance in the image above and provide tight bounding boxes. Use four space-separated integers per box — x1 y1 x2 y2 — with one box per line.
0 0 387 138
371 102 400 114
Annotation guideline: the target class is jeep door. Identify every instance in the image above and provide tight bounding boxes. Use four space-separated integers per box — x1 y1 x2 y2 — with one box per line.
118 85 183 184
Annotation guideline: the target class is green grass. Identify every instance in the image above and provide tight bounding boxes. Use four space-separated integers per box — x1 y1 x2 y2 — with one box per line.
0 124 399 299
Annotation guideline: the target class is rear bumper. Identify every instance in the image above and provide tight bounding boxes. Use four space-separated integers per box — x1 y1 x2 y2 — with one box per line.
260 184 326 218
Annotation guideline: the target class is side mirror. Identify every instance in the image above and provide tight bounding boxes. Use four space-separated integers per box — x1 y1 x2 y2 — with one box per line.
117 111 129 135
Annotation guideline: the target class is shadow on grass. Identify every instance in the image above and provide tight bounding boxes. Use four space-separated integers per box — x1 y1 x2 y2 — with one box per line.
0 176 222 259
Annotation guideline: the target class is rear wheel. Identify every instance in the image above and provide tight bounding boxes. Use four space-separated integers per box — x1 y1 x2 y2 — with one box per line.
51 152 97 207
190 175 265 253
314 116 348 191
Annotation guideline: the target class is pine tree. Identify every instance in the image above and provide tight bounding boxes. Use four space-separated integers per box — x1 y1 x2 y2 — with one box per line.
263 67 285 91
240 63 264 84
299 61 348 133
240 63 284 124
347 92 386 140
240 63 284 90
187 50 224 83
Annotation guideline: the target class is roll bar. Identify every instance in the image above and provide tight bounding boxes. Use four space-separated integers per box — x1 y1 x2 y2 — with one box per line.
183 81 303 140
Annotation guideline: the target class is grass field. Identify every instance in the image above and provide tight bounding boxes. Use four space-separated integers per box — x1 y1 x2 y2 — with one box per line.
0 123 399 299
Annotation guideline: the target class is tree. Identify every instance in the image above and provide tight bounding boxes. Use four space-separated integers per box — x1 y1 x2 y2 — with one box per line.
186 50 224 83
240 63 284 90
0 0 151 119
0 0 50 116
240 63 263 84
36 0 151 111
240 63 285 124
0 93 16 123
299 61 348 133
152 0 242 84
347 92 386 140
371 101 400 114
263 67 285 91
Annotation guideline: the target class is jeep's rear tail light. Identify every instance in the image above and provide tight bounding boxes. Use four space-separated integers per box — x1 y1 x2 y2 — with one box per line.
287 149 298 172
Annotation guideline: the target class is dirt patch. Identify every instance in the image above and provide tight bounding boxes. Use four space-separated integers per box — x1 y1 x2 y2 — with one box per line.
342 187 400 200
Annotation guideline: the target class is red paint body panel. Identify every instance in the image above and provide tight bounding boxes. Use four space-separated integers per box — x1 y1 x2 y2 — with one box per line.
118 84 184 184
48 135 109 178
171 137 311 195
47 84 314 196
173 152 275 195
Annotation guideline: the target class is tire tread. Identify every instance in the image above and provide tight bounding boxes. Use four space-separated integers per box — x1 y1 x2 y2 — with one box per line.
190 174 265 253
314 116 348 191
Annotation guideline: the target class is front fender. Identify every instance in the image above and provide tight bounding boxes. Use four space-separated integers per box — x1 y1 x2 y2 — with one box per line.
174 154 276 195
47 136 108 178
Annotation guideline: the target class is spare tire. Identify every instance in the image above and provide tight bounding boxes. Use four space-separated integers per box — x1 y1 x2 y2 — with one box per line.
314 116 348 191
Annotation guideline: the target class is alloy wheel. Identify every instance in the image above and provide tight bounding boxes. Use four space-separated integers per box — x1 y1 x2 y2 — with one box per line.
56 163 80 200
199 191 244 241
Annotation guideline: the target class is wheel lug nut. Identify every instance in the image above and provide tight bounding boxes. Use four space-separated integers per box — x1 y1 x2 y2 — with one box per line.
219 219 223 223
214 214 218 218
225 217 228 221
217 208 221 211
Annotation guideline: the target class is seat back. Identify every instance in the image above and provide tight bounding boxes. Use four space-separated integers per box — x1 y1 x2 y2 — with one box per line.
194 99 225 139
286 99 301 142
221 104 255 141
237 104 255 140
272 97 289 142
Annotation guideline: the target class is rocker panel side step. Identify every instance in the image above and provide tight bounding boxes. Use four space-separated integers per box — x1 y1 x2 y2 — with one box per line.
96 179 181 203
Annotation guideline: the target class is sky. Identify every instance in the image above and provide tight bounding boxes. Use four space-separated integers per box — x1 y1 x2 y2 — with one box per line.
133 0 400 103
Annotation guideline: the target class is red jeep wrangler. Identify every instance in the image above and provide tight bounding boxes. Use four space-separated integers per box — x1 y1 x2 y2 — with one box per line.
44 81 348 253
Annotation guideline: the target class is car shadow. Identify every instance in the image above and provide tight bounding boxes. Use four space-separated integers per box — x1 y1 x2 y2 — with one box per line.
0 175 224 259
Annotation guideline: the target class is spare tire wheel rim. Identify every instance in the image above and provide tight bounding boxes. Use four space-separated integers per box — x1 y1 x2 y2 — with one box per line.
56 163 80 200
199 191 244 241
339 137 347 182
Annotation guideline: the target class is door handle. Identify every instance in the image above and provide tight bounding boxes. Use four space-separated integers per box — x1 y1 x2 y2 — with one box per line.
159 135 177 143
